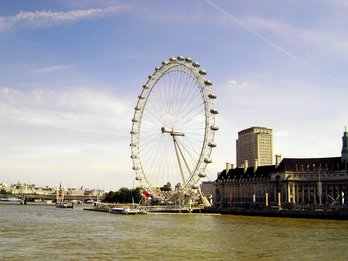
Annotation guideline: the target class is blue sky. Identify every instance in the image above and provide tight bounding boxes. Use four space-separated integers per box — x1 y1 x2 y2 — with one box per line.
0 0 347 190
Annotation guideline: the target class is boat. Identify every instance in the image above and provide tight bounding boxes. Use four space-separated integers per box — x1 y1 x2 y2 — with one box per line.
56 202 73 208
56 183 73 209
109 207 147 215
0 197 23 204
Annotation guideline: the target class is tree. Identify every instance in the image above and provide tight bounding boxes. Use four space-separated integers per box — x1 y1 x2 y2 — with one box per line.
103 187 143 203
0 188 9 195
131 187 142 203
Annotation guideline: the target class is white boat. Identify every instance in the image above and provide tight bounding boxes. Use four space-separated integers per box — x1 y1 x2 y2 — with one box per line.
109 207 147 215
0 197 23 204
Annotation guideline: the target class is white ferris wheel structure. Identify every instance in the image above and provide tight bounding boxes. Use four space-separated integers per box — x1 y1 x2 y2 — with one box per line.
130 56 218 207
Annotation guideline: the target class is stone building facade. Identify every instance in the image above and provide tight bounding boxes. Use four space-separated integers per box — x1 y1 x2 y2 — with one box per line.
213 129 348 209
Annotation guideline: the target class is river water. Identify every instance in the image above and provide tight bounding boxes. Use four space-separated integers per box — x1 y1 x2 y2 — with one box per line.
0 205 347 260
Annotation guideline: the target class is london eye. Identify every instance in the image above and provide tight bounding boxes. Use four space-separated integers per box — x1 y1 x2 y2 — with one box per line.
130 56 218 205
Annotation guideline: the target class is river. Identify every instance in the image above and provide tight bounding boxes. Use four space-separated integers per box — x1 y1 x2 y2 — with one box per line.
0 205 347 260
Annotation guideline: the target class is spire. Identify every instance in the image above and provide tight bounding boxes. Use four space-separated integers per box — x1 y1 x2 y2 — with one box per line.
342 127 348 163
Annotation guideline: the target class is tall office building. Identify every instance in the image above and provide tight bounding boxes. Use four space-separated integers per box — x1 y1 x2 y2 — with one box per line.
236 126 273 167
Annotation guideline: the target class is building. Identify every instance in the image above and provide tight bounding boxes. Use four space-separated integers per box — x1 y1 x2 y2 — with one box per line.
201 181 215 198
0 182 12 193
213 129 348 210
0 182 104 198
236 126 273 168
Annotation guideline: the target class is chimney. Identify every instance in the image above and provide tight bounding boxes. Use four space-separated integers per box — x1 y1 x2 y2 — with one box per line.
226 163 231 173
254 159 258 172
275 154 282 167
243 160 248 173
231 163 234 169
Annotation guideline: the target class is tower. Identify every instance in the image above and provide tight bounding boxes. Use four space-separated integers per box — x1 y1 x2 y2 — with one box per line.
342 126 348 163
236 126 273 167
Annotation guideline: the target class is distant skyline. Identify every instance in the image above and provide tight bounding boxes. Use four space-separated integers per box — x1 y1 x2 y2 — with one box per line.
1 0 347 190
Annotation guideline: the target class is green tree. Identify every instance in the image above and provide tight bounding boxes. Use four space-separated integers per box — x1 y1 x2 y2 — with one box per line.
131 187 142 203
103 187 143 203
0 188 9 195
118 187 131 203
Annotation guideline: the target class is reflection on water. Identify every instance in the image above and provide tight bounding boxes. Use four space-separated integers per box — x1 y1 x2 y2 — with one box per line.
0 205 348 260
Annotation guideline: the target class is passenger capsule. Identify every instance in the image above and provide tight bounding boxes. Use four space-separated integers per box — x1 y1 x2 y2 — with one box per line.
130 143 137 147
204 80 212 86
154 67 160 72
132 166 140 170
135 177 142 181
130 130 137 135
199 69 207 75
169 57 177 62
208 93 217 99
191 185 199 189
148 75 154 80
143 84 149 89
210 109 219 114
208 142 217 148
177 56 185 61
130 155 138 159
204 158 213 164
134 106 141 111
138 95 145 100
185 57 192 63
132 118 139 123
198 173 207 178
192 62 200 68
162 61 169 65
210 125 219 131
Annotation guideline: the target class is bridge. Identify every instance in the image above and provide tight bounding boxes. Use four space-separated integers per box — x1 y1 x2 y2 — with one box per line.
0 193 103 202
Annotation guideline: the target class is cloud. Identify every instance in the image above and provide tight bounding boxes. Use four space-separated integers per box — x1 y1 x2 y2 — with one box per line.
0 5 129 32
0 86 132 136
26 65 73 74
215 72 348 161
228 80 236 85
0 86 135 189
228 80 247 87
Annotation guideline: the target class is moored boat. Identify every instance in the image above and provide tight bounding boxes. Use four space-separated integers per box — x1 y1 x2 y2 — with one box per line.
109 207 147 215
0 197 23 204
56 202 73 208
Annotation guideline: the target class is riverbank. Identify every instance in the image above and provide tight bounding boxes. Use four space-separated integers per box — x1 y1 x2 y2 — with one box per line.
202 207 348 220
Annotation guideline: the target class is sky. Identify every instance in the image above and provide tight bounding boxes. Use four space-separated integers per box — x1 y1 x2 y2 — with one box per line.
0 0 347 190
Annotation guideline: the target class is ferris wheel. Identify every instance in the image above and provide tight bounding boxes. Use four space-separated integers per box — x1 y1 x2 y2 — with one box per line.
130 56 218 202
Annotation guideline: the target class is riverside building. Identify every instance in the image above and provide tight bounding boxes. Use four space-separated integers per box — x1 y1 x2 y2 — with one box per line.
213 129 348 209
236 126 273 168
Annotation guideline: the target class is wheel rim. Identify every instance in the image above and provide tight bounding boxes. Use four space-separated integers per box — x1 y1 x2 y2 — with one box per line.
131 57 218 201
